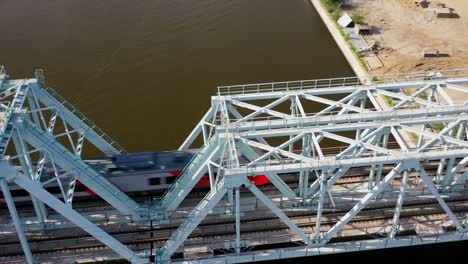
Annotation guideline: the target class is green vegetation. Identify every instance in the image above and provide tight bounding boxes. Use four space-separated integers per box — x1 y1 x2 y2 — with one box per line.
409 132 419 141
321 0 343 20
320 0 368 70
419 92 428 100
351 13 364 24
371 76 383 84
402 89 411 96
431 123 445 133
383 95 396 107
349 42 368 69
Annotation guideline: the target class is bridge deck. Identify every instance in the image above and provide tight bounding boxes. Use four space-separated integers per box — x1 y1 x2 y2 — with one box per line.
0 67 467 264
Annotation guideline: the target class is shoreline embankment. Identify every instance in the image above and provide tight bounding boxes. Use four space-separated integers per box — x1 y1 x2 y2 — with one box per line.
310 0 369 81
310 0 417 147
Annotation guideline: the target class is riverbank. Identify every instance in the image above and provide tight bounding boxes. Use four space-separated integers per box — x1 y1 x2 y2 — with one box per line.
350 0 468 75
310 0 369 81
310 0 418 147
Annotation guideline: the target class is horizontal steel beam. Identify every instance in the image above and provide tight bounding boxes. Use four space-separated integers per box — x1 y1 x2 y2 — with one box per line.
222 105 468 133
225 149 468 176
0 160 146 264
216 77 468 101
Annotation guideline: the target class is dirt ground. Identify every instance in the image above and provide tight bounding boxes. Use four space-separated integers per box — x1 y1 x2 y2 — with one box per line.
345 0 468 74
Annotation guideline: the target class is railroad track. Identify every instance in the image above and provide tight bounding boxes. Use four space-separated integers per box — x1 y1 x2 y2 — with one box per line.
0 159 465 263
0 195 466 258
0 164 445 217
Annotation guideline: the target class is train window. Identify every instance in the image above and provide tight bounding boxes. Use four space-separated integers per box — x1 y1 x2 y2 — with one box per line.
0 188 30 198
148 178 161 186
173 155 186 164
166 176 176 184
107 167 121 173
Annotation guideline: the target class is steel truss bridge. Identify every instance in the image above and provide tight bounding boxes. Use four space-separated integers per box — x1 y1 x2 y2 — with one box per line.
0 66 467 263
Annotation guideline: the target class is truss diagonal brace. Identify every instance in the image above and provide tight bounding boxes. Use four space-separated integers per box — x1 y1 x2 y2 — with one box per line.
0 179 35 264
14 118 143 220
418 167 464 231
31 86 123 155
323 162 406 242
160 141 223 212
247 182 310 244
179 105 216 150
237 142 297 200
0 160 146 264
160 179 228 260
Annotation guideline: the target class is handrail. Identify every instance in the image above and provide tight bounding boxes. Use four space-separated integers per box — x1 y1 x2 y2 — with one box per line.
43 87 127 154
0 66 6 87
160 136 219 205
217 68 468 96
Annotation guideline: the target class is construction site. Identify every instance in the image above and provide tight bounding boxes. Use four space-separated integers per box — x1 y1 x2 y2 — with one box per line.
335 0 468 74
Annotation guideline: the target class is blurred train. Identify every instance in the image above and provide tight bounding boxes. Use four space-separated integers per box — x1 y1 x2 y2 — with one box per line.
0 151 269 205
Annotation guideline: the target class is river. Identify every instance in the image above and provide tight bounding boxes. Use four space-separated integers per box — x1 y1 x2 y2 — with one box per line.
0 0 352 152
0 0 466 260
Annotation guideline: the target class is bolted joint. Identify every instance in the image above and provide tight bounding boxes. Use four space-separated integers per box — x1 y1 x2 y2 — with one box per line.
224 174 250 188
0 158 18 182
401 159 419 171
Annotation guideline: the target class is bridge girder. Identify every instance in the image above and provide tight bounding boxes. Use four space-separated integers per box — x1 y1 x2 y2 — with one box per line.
0 67 468 263
160 70 468 261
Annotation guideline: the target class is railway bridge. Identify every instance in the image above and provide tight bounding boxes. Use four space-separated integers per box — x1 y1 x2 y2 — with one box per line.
0 66 467 263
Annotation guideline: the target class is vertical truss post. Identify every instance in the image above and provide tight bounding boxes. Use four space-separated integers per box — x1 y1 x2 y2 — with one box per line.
289 97 298 153
235 187 241 254
11 132 47 222
26 93 42 128
353 98 367 143
360 130 384 190
227 187 234 209
368 130 389 189
388 170 409 238
0 179 35 264
416 125 425 148
435 146 448 184
298 134 312 201
442 122 466 186
207 162 215 190
314 170 327 242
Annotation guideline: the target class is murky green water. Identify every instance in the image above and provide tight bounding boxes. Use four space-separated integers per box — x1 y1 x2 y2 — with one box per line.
0 0 352 152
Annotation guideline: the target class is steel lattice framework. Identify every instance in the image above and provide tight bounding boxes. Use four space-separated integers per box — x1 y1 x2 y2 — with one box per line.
0 67 146 263
0 66 467 264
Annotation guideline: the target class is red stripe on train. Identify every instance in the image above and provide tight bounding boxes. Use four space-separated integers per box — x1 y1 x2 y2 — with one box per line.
76 180 96 196
169 172 269 187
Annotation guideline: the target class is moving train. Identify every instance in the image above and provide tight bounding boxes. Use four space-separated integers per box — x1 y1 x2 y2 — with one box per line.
0 151 269 204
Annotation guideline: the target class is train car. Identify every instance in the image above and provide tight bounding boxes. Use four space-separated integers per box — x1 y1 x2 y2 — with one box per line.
0 151 269 205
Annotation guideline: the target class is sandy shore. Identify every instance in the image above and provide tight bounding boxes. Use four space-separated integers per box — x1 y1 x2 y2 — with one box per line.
310 0 369 80
347 0 468 74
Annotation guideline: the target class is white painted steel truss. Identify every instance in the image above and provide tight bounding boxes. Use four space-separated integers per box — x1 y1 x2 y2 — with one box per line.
0 67 146 263
159 70 468 261
1 67 468 264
